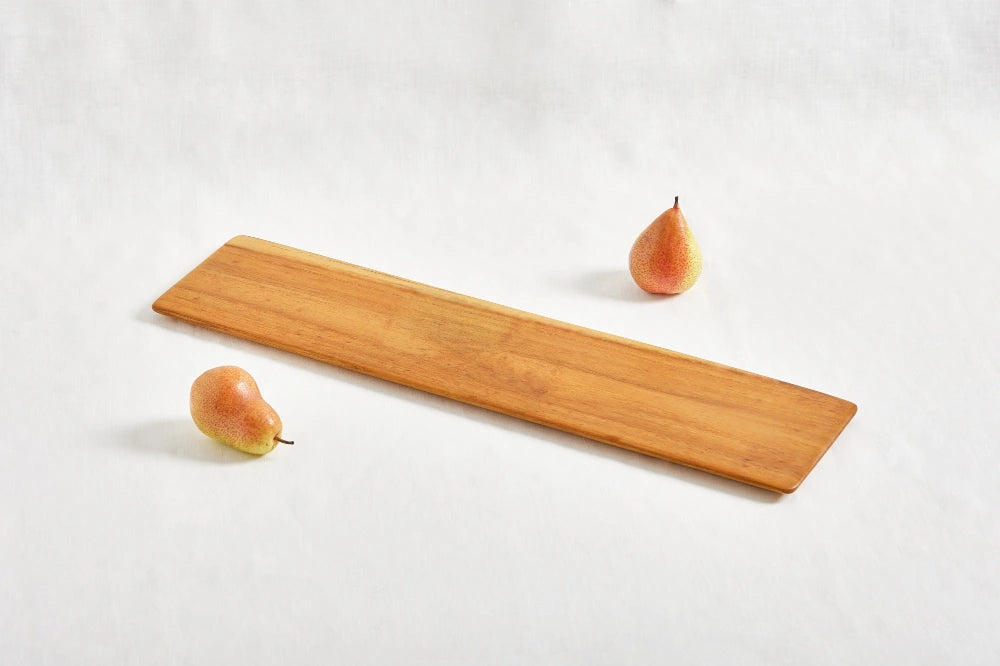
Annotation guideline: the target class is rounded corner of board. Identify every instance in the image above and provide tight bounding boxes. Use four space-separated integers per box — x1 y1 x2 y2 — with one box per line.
224 234 258 248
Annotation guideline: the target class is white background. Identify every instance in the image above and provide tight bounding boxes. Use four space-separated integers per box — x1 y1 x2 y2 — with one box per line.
2 1 999 663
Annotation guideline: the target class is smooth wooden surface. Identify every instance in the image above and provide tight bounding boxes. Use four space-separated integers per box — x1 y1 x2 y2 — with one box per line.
153 236 856 493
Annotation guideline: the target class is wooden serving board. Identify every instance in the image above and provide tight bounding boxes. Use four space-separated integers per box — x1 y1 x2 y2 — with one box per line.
153 236 855 493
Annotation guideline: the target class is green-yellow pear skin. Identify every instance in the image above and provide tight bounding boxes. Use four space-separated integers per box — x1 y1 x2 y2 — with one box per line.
629 196 703 294
189 366 293 455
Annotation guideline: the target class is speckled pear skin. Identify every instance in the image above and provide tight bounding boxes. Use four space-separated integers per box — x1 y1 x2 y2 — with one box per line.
628 197 703 294
190 366 285 455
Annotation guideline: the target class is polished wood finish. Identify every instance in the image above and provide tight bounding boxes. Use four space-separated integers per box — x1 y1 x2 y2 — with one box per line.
153 236 856 492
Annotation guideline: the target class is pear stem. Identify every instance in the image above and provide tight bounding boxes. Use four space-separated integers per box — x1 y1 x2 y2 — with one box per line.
274 436 294 445
673 195 679 208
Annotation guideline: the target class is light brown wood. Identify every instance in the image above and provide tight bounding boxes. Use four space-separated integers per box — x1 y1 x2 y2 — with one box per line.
153 235 856 493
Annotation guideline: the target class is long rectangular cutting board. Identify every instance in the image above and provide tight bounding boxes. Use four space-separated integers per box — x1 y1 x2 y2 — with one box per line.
153 235 856 493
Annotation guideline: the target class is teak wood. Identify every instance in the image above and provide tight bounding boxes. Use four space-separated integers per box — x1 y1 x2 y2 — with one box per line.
153 236 856 493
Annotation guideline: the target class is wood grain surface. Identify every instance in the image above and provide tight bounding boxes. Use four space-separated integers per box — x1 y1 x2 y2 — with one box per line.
153 236 856 493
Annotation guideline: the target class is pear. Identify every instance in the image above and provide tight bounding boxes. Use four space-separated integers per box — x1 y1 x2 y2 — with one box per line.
629 196 703 294
189 366 293 455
